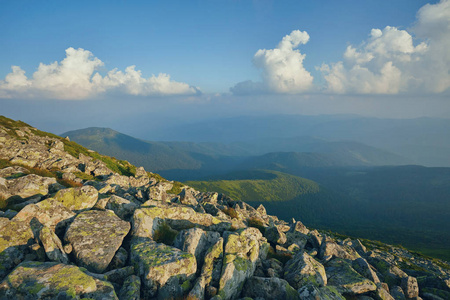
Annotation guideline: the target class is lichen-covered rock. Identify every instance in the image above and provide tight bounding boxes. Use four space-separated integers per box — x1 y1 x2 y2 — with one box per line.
401 276 419 298
0 220 35 279
133 205 231 238
130 240 196 298
148 181 173 201
173 227 220 269
375 282 395 300
326 258 377 295
119 275 141 300
39 226 69 264
265 225 288 245
105 194 139 220
217 227 264 300
298 284 345 300
65 210 130 273
390 286 406 299
284 250 327 289
188 237 224 299
0 166 29 178
352 257 380 284
242 276 299 300
0 261 118 299
320 237 361 261
12 198 75 231
179 187 199 206
0 174 56 200
53 185 98 212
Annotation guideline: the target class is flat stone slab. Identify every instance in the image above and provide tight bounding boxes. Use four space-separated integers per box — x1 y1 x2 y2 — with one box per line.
65 210 130 273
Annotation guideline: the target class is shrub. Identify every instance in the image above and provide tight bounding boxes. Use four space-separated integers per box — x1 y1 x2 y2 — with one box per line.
222 207 239 219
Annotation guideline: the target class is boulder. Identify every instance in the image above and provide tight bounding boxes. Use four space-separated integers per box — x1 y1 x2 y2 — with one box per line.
401 276 419 298
64 210 130 273
130 240 196 298
0 261 118 299
0 174 56 200
188 238 224 299
326 258 377 295
0 166 29 178
298 284 345 300
320 237 361 261
242 276 299 300
284 250 327 289
12 198 75 231
179 187 199 206
53 185 98 212
105 194 139 220
390 286 406 299
217 227 264 300
173 227 221 269
119 275 141 300
39 226 69 264
352 257 380 284
265 225 288 245
0 220 35 279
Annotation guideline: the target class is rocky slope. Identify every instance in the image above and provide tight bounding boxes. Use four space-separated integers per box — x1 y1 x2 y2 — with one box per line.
0 115 449 300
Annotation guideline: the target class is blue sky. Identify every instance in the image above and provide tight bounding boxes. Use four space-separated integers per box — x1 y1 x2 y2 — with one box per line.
0 0 449 134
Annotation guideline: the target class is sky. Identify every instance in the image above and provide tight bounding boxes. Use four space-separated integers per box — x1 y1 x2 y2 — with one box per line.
0 0 449 136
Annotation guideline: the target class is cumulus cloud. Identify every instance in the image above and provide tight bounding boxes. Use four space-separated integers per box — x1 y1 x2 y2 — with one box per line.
320 0 450 94
0 47 199 100
231 30 314 95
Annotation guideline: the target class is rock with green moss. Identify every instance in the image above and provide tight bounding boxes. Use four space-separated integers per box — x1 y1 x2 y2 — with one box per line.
188 237 224 299
65 210 130 273
147 181 173 202
326 258 377 295
0 261 118 299
375 282 395 300
133 205 231 237
401 276 419 298
119 275 141 300
12 198 75 231
0 166 29 178
352 257 380 284
298 284 345 300
242 276 299 300
265 225 287 245
130 240 197 298
39 225 69 264
218 227 264 300
53 185 98 212
179 187 199 206
105 194 139 221
0 174 56 200
319 237 361 261
0 219 35 279
284 250 327 289
173 227 221 270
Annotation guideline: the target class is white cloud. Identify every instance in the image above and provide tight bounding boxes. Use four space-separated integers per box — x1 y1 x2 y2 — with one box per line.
231 30 314 95
0 47 199 100
321 0 450 94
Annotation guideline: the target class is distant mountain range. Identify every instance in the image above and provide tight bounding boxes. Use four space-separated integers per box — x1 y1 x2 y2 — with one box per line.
62 127 412 181
142 114 450 167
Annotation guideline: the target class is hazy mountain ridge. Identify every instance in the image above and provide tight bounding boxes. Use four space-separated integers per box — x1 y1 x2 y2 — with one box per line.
62 126 412 182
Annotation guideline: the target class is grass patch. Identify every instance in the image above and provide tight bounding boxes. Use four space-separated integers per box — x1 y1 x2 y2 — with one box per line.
247 217 266 234
167 181 184 195
222 207 239 219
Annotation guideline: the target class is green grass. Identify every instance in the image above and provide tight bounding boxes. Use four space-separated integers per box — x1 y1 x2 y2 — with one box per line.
185 170 321 203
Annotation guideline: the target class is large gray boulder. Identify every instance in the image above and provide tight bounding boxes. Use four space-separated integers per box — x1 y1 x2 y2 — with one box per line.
284 250 327 289
242 276 299 300
53 185 98 212
65 210 130 273
326 258 377 296
298 284 345 300
130 240 196 299
12 198 75 231
0 219 35 279
39 225 69 264
0 261 118 299
173 227 220 269
217 227 265 300
401 276 419 298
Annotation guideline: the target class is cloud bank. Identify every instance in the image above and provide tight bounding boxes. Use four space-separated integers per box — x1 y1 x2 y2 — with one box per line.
320 0 450 94
231 30 314 95
0 48 199 100
233 0 450 96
